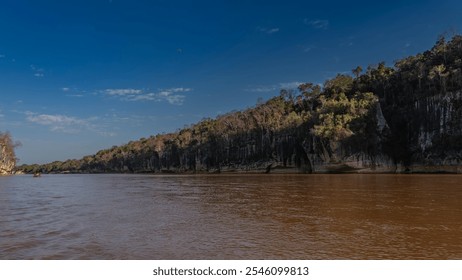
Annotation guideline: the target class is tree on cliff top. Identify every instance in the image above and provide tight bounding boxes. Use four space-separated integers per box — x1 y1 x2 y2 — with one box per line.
0 132 20 173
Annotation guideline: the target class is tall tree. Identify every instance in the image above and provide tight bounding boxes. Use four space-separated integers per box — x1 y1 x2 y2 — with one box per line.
352 66 363 78
0 132 19 174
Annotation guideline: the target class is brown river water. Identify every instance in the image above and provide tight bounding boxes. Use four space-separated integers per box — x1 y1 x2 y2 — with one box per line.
0 174 461 259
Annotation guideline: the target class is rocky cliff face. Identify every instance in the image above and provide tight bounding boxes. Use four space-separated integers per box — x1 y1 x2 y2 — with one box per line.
24 90 462 175
74 91 460 174
397 91 462 172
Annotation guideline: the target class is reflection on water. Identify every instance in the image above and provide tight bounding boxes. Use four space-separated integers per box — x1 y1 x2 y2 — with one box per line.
0 174 461 259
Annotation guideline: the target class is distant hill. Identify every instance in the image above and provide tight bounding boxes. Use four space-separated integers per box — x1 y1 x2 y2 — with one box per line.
19 35 462 174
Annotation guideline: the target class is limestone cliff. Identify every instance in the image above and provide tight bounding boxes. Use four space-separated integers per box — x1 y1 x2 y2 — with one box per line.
386 90 462 173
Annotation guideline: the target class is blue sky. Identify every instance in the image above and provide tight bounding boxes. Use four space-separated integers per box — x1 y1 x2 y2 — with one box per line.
1 0 461 164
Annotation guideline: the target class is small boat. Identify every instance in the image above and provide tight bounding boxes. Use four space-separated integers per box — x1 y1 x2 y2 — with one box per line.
33 172 41 178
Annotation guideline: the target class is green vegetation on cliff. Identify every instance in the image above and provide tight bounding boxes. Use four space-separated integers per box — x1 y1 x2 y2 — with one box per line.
19 35 462 174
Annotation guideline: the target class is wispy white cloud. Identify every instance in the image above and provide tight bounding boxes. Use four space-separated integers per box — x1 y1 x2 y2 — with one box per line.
247 85 277 93
105 88 143 96
303 45 315 52
304 19 329 29
279 82 303 89
104 87 191 105
257 27 280 34
246 82 302 93
26 112 87 133
339 36 355 48
61 87 87 98
266 28 280 34
25 112 115 136
27 114 85 126
0 54 5 59
31 64 45 78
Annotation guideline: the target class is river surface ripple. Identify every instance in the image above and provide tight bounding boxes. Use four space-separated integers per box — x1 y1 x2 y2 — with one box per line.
0 174 461 259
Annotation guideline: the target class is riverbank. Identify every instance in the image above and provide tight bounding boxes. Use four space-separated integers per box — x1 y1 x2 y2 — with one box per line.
17 163 462 175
